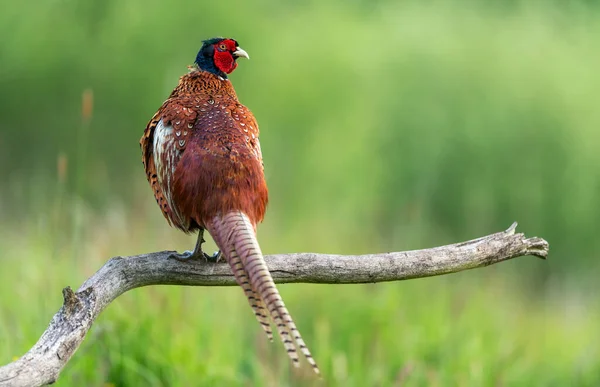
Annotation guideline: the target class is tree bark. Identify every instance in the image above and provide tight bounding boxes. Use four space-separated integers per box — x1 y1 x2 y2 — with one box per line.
0 223 548 387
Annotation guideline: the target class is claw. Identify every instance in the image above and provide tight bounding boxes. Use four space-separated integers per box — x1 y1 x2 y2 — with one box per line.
204 250 222 263
168 250 203 262
168 229 222 263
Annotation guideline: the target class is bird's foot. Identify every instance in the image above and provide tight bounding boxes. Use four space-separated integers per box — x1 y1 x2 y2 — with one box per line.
204 250 222 263
168 250 202 262
168 250 222 263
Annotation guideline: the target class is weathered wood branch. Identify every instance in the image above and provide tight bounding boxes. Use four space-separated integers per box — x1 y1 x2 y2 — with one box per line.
0 223 548 387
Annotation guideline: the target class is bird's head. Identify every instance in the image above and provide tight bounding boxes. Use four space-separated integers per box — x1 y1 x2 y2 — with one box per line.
194 37 249 78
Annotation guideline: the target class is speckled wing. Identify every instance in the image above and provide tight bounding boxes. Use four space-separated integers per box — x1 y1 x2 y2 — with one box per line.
140 111 171 223
140 99 197 231
233 103 264 170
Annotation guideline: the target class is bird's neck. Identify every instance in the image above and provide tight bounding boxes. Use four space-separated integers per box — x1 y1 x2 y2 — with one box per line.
171 69 238 99
194 56 228 79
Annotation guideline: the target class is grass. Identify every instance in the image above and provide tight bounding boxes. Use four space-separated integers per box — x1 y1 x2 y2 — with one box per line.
0 200 599 386
3 0 600 268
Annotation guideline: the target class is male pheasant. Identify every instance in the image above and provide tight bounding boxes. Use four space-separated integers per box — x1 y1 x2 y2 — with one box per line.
140 37 319 374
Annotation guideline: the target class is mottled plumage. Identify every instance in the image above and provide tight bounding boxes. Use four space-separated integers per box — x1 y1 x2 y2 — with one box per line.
140 38 319 374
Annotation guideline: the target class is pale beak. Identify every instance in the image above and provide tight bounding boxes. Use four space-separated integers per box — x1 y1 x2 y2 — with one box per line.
233 47 250 60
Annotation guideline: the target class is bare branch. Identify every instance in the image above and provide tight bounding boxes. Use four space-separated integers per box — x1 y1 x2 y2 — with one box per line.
0 223 548 387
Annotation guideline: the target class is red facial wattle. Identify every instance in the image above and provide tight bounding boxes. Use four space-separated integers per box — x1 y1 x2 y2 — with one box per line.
213 39 239 74
213 51 237 74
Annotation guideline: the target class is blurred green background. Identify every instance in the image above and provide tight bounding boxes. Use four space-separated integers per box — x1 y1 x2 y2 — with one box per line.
1 0 599 385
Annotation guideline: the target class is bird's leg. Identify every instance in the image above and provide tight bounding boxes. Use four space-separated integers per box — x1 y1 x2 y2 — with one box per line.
169 229 221 262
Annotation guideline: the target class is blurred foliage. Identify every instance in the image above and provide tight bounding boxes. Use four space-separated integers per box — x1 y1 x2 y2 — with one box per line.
1 0 599 385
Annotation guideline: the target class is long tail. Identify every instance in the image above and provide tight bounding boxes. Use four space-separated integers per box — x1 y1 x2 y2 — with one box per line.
209 217 273 341
206 211 320 375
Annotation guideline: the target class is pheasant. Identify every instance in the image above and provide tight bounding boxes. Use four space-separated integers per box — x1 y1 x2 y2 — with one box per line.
140 37 319 374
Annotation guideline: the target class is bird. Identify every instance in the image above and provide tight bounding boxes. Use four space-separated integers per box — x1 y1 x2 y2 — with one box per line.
140 37 320 375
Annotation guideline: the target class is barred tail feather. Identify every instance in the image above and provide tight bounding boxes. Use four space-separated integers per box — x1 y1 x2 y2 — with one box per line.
208 216 273 341
228 251 274 342
216 211 320 375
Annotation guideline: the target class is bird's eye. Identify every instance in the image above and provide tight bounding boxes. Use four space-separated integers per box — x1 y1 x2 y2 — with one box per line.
218 43 227 51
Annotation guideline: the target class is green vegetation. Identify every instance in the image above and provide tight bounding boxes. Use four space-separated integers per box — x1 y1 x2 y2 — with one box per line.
1 0 599 385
